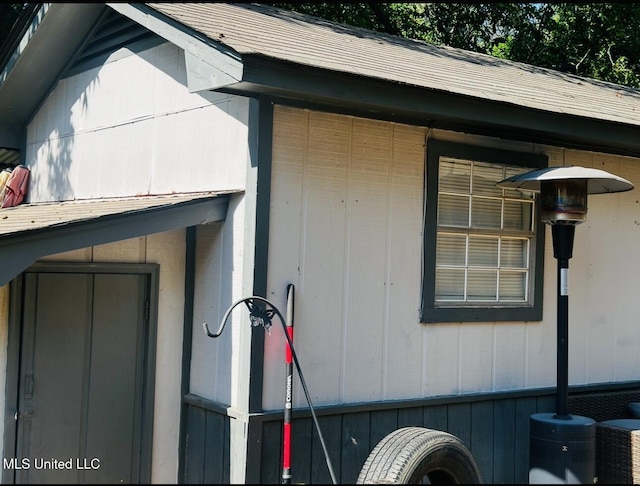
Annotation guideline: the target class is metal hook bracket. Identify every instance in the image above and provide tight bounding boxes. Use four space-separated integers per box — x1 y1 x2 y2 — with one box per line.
203 295 284 338
201 288 338 484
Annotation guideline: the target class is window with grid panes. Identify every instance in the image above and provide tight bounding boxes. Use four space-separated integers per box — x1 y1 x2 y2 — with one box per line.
421 140 547 323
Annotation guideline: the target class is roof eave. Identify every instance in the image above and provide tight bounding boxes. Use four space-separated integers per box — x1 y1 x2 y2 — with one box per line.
0 3 105 149
224 55 640 158
3 2 638 159
0 192 233 286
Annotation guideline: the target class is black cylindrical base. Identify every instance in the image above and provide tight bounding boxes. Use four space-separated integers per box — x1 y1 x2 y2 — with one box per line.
529 413 595 484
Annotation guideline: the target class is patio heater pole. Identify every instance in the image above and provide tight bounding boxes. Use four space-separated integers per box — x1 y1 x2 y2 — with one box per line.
553 224 574 419
497 166 633 484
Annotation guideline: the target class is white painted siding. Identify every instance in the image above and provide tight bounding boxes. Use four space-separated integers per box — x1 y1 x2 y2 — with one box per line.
191 194 253 409
264 105 640 410
25 42 249 202
188 164 258 485
565 151 640 385
265 107 426 408
15 40 257 483
31 202 254 482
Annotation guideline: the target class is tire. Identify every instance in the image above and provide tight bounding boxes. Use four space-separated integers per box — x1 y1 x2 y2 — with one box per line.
356 427 483 484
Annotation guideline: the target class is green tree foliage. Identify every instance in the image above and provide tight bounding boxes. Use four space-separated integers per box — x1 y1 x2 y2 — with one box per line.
270 3 640 88
0 3 32 67
0 4 28 44
531 4 640 88
2 3 640 88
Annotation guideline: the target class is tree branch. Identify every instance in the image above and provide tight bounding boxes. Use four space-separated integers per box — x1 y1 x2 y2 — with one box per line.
368 3 401 36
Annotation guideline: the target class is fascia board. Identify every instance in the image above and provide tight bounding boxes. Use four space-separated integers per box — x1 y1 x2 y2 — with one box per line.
0 193 232 286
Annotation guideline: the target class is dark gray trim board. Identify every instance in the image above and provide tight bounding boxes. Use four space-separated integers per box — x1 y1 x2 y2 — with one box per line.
226 57 640 159
177 226 197 483
248 98 274 411
142 264 159 484
1 276 24 485
0 194 231 286
421 140 547 323
185 379 640 424
245 97 274 483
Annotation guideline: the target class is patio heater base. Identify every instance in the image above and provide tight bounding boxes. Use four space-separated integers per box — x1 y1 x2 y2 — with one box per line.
529 413 595 484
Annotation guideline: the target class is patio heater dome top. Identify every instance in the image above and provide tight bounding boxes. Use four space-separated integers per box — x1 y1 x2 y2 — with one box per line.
496 165 634 194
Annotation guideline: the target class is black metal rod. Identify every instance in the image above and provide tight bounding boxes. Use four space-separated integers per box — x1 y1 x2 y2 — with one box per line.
203 295 338 485
555 256 570 419
551 224 575 420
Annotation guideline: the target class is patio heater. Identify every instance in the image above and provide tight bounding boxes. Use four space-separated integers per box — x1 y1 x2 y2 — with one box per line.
497 165 633 484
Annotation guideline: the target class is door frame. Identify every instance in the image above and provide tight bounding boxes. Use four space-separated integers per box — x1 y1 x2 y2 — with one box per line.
2 261 159 484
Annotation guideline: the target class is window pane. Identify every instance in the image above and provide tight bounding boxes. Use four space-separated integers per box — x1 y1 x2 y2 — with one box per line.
501 238 528 268
467 269 497 300
471 197 501 229
473 163 503 197
435 268 465 301
437 234 467 266
499 271 527 301
469 236 498 267
439 159 471 193
504 200 533 231
439 194 469 226
504 166 534 199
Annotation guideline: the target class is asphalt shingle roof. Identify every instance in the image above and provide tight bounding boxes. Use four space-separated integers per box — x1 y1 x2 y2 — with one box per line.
147 3 640 129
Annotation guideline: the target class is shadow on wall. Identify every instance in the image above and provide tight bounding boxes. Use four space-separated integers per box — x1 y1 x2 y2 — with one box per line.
30 36 247 202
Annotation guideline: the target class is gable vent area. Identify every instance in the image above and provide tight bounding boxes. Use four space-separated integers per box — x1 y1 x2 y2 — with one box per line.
65 8 162 77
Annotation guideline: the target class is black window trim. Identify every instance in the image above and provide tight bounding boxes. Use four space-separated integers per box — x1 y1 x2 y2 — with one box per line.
421 139 548 323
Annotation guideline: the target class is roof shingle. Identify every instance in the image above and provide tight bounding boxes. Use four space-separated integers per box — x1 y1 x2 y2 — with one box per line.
147 2 640 128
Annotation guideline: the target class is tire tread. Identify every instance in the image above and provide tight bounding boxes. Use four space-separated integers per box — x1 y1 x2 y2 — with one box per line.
356 427 482 484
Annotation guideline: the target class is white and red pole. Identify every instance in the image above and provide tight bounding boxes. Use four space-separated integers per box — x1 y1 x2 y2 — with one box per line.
282 284 295 484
